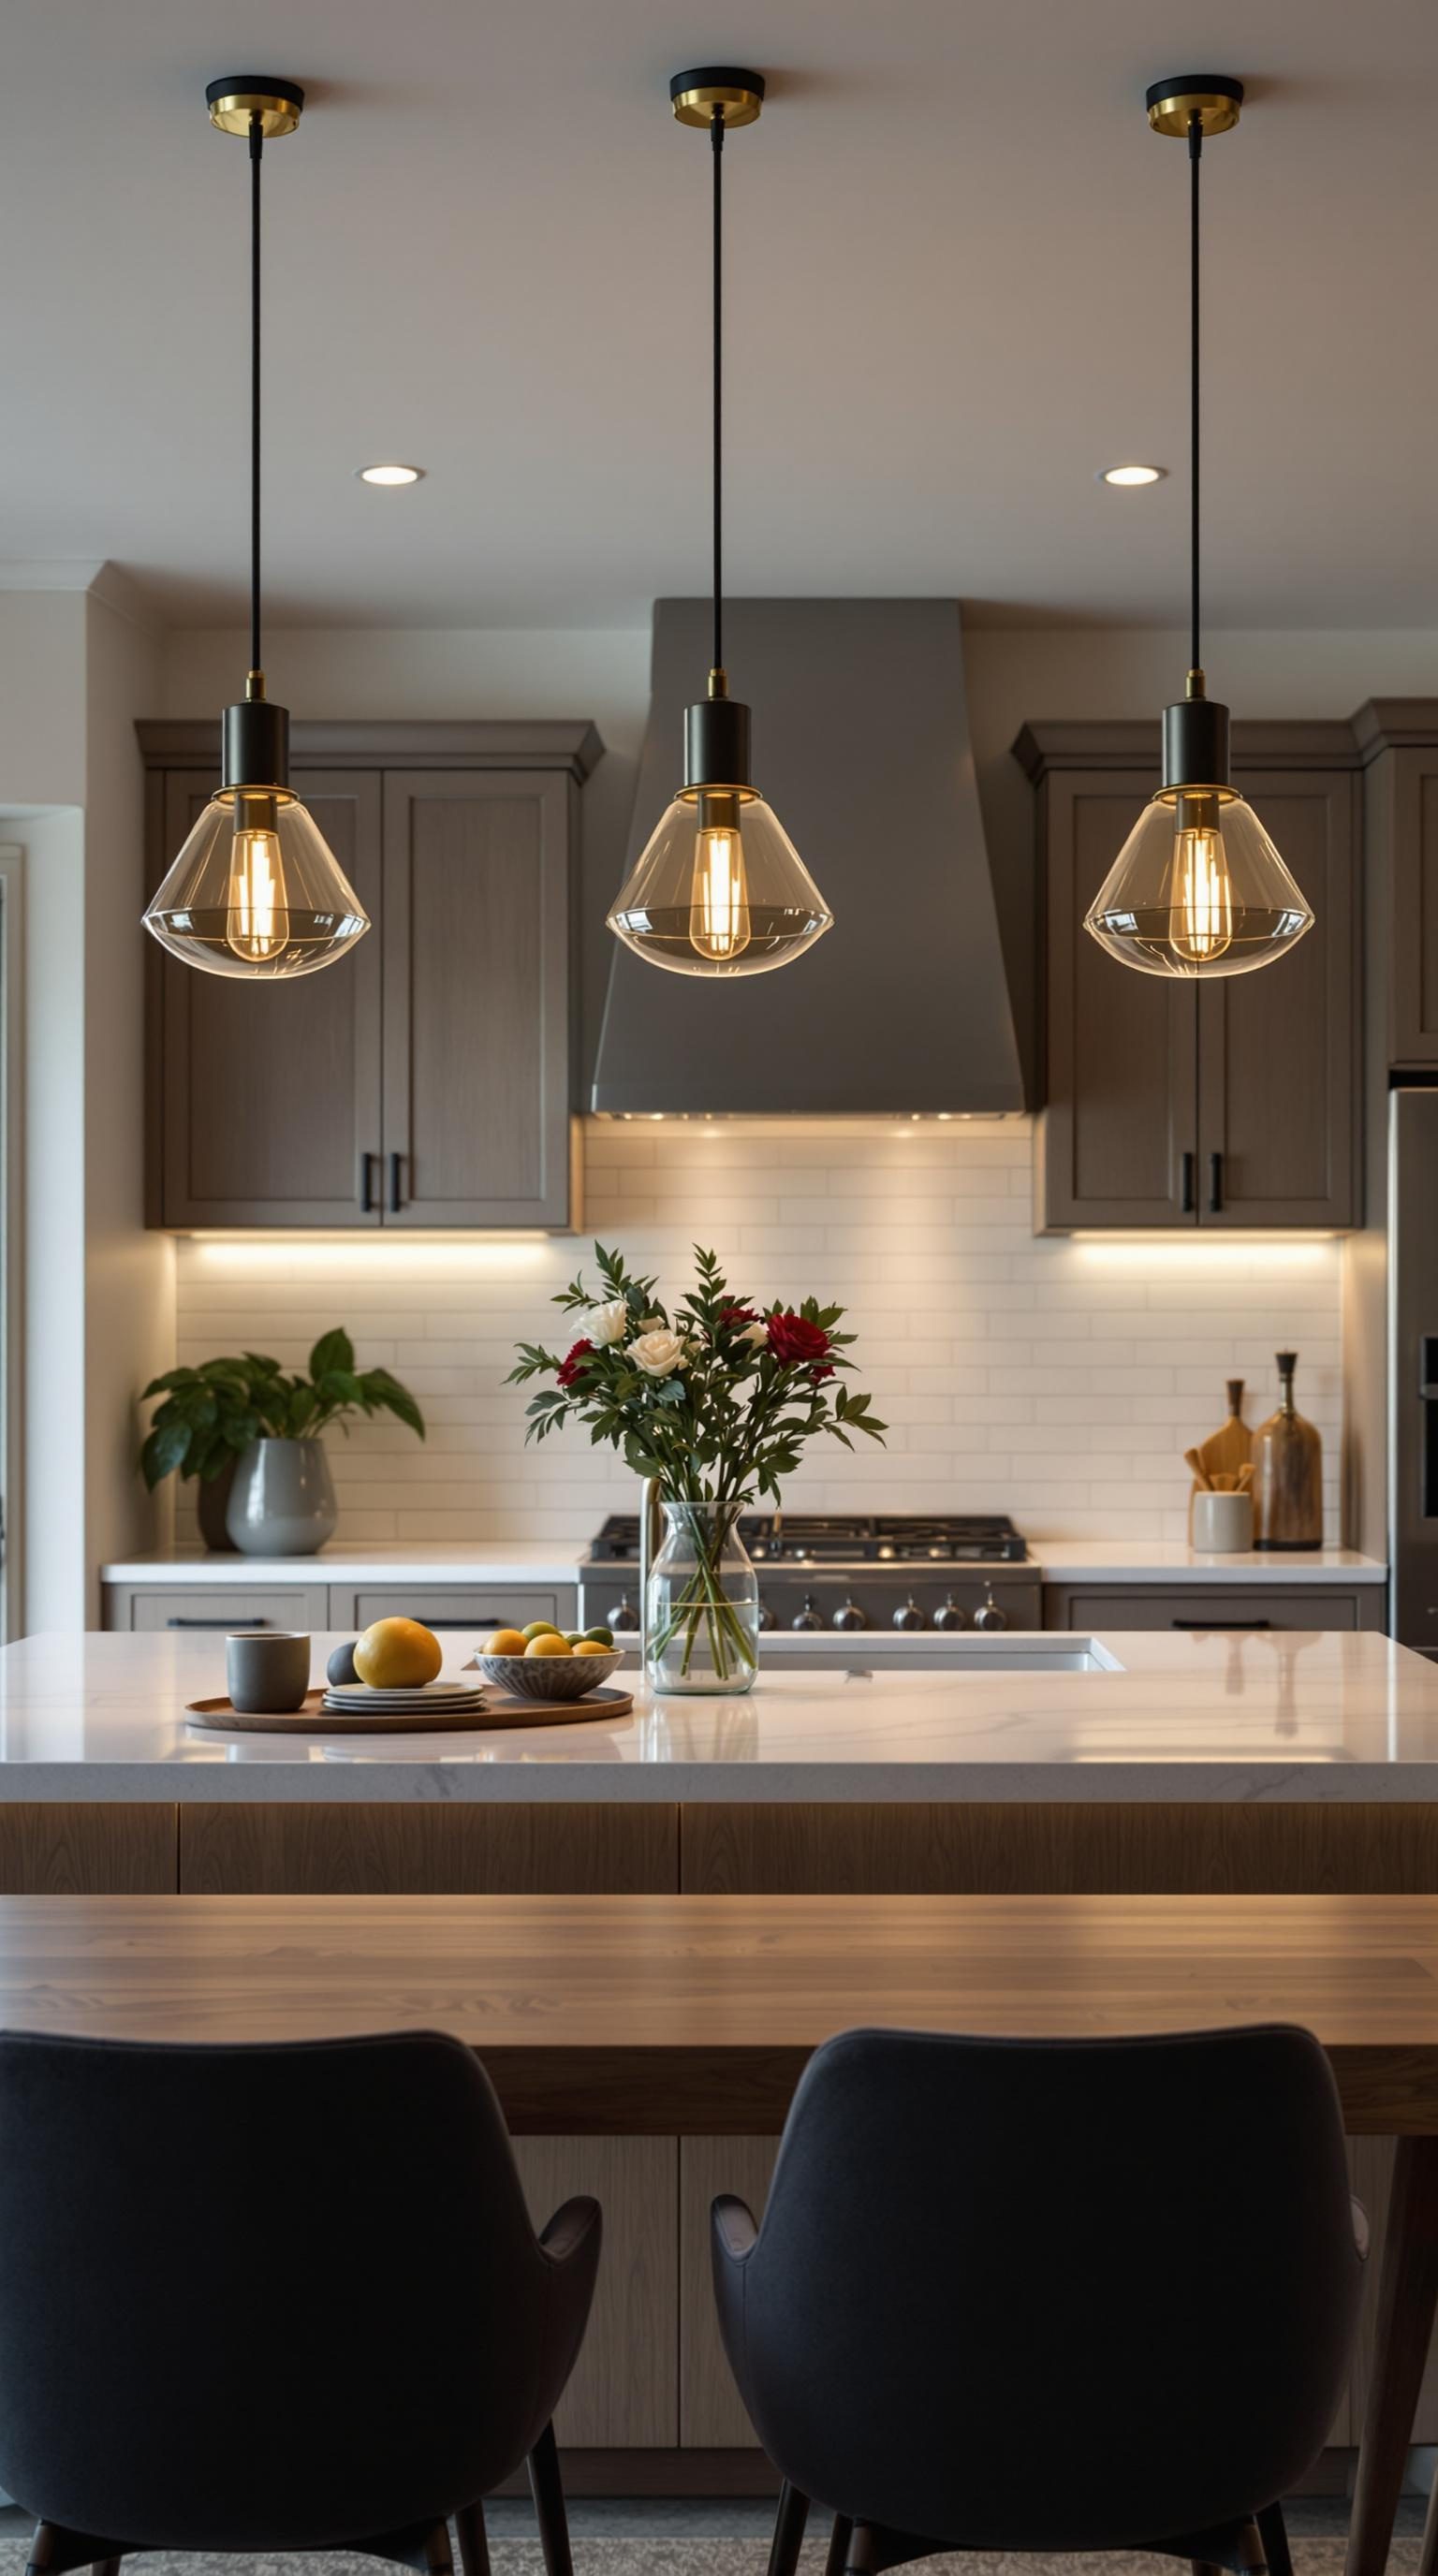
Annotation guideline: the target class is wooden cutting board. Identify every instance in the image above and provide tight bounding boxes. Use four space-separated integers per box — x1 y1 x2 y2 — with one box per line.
1196 1379 1254 1484
185 1687 633 1735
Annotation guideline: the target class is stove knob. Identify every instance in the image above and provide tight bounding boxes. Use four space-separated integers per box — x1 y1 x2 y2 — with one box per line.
933 1595 966 1631
790 1594 824 1632
877 1544 895 1560
927 1544 947 1559
973 1588 1007 1633
892 1597 926 1631
608 1601 640 1632
757 1601 776 1632
832 1598 868 1631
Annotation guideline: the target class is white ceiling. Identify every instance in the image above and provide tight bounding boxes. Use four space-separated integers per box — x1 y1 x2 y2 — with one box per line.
4 0 1436 630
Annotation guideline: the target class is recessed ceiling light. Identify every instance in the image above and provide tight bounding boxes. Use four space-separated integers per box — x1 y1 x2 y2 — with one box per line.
1097 463 1166 487
356 462 424 487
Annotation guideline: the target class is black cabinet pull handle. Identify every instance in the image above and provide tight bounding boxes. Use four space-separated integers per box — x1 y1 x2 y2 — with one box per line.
1208 1149 1224 1213
166 1617 268 1630
1180 1149 1196 1214
388 1150 404 1213
1171 1618 1272 1631
358 1151 377 1213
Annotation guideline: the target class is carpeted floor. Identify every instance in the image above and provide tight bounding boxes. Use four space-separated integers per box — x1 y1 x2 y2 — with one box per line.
0 2537 1418 2576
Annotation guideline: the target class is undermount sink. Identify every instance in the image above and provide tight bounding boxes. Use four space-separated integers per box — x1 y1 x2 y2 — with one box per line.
754 1633 1125 1675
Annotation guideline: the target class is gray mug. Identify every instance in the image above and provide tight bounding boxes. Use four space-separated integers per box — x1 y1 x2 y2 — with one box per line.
227 1630 311 1716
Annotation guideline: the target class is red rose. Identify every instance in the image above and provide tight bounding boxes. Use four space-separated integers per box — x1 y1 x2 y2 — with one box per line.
557 1338 594 1388
719 1300 759 1329
766 1311 831 1369
809 1362 836 1385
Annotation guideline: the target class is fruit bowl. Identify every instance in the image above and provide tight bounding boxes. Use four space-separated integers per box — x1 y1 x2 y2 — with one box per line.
477 1648 625 1703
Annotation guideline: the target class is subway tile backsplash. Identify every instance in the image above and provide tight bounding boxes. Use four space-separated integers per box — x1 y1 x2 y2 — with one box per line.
172 1119 1344 1546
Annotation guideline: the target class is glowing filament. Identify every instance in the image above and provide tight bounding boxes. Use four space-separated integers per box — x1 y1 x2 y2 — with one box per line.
1171 818 1234 964
690 818 751 961
225 808 290 963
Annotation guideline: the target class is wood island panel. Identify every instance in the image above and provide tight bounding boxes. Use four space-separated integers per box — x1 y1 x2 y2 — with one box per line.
682 1802 1438 1896
0 1805 175 1893
513 2137 678 2448
178 1803 678 1895
679 2138 779 2447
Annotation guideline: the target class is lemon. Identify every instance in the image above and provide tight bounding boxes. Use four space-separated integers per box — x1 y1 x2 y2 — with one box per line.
573 1638 612 1658
524 1632 573 1658
353 1617 443 1689
521 1621 561 1643
484 1628 527 1657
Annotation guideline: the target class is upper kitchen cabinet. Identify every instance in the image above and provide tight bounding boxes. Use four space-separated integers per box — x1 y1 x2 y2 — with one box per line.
139 721 601 1230
1016 720 1362 1232
1353 701 1438 1068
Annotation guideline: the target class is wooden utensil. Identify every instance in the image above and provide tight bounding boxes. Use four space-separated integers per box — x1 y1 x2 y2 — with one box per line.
1183 1448 1213 1490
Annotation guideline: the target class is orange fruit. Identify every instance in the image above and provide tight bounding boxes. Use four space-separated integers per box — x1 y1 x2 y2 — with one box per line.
353 1617 443 1689
484 1629 527 1657
573 1638 612 1657
523 1632 572 1658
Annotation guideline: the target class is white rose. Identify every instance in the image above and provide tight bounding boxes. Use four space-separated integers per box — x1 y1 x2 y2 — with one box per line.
586 1298 629 1346
629 1327 688 1379
738 1322 768 1348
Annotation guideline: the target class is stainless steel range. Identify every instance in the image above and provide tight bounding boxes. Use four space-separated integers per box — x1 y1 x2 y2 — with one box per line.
578 1513 1039 1635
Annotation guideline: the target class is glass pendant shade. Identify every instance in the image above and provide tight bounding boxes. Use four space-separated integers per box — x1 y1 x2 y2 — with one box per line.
1084 787 1313 979
144 788 370 980
607 785 832 977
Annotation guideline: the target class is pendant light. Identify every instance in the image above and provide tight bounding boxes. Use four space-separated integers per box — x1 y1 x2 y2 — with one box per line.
1084 77 1313 981
144 80 369 981
607 69 832 978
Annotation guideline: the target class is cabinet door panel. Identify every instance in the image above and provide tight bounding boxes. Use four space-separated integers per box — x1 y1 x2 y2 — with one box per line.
122 1585 329 1632
1196 770 1358 1226
381 771 574 1225
1046 1585 1362 1631
329 1586 576 1632
1039 775 1197 1228
1387 751 1438 1065
155 769 383 1226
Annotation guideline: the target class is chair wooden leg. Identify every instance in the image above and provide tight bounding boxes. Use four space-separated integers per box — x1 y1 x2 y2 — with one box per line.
424 2525 455 2576
844 2526 879 2576
766 2482 810 2576
526 2423 573 2576
1235 2524 1269 2576
1256 2503 1293 2576
92 2562 122 2576
825 2520 855 2576
1349 2135 1438 2576
454 2502 489 2576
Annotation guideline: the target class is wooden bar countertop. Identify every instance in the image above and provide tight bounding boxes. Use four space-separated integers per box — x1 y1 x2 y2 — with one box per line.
0 1890 1435 2133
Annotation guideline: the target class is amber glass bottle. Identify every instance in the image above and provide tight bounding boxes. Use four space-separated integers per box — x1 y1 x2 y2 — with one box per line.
1252 1352 1323 1550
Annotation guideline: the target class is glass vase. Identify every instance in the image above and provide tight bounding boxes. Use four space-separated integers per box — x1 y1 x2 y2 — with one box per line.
645 1501 760 1696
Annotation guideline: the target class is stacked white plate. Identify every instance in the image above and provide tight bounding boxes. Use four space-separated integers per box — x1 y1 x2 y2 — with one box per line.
319 1679 489 1717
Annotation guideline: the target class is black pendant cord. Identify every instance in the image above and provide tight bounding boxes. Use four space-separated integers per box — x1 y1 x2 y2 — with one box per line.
1188 109 1201 678
711 102 724 681
249 110 263 680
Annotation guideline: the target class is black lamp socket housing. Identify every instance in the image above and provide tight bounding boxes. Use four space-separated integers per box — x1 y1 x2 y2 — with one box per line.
1162 693 1230 791
684 695 752 791
222 696 290 792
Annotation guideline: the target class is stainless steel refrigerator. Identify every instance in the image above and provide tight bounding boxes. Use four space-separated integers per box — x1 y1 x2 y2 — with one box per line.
1389 1087 1438 1650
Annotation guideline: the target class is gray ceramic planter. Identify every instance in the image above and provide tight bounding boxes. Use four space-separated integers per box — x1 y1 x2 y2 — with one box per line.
225 1438 337 1557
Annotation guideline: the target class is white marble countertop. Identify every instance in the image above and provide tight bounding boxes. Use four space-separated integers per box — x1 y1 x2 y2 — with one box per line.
0 1627 1432 1805
99 1540 1387 1588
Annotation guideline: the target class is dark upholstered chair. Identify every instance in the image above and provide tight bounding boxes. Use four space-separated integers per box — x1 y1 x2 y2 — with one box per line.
0 2030 601 2576
712 2025 1366 2576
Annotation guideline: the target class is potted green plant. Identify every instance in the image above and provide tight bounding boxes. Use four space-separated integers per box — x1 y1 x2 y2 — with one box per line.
140 1332 424 1557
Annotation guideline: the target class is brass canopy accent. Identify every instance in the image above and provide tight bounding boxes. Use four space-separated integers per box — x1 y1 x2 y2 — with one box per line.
670 69 764 130
207 80 304 139
1146 77 1242 140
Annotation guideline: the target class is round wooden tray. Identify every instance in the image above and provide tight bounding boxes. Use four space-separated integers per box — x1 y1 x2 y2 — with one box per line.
184 1686 634 1736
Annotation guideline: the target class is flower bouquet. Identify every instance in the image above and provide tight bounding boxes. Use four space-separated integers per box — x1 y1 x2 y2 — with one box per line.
508 1244 886 1694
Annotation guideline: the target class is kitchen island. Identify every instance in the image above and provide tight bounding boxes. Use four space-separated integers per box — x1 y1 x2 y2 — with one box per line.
0 1623 1432 2484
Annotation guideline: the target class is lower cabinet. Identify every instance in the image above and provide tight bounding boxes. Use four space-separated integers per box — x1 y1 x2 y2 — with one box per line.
1043 1582 1387 1633
103 1581 580 1635
679 2139 777 2447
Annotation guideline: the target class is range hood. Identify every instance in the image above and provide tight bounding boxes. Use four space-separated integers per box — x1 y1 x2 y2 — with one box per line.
591 598 1024 1116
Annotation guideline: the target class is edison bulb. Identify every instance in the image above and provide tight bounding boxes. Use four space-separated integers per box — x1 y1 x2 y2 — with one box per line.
226 794 290 963
689 790 751 962
1169 792 1234 966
